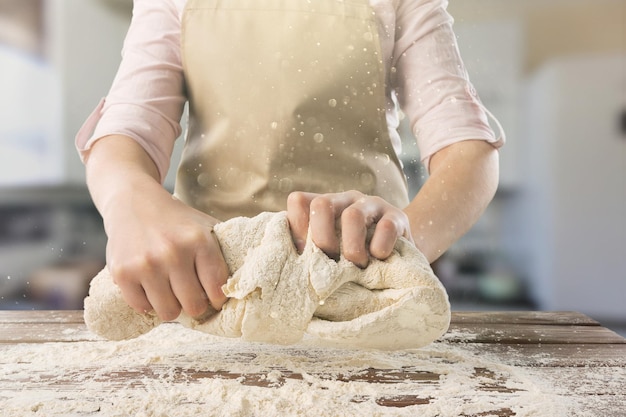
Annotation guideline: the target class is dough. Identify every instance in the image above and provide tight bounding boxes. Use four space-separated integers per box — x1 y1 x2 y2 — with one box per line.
84 211 451 349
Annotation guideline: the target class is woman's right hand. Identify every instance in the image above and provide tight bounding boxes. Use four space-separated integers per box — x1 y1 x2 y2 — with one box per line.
85 135 228 321
104 186 228 321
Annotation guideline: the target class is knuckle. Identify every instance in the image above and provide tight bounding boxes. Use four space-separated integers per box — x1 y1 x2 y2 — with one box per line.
109 259 147 285
177 228 206 251
376 216 399 235
144 246 171 268
341 206 365 223
372 195 387 206
346 190 364 200
310 195 333 214
287 191 307 208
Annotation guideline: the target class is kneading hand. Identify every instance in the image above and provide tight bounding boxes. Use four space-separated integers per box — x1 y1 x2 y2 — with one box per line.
104 185 229 322
85 135 229 323
286 190 414 268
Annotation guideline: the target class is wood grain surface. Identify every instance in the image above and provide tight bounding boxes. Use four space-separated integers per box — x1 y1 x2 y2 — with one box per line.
0 310 624 416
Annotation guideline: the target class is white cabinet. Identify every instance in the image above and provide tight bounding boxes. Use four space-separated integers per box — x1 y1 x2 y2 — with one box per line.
521 54 626 320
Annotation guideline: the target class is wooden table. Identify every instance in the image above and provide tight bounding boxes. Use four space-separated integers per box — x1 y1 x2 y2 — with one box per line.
1 310 624 416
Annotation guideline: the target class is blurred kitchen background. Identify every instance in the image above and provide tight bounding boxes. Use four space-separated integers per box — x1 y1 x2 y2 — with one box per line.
1 0 624 334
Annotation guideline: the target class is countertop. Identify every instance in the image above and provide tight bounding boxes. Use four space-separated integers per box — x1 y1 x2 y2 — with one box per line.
0 310 624 416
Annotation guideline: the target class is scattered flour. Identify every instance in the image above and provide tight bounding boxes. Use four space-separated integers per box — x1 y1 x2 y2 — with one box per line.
0 323 583 417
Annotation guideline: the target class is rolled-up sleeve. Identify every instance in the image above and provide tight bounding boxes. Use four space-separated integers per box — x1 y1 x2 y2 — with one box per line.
392 0 504 171
75 0 186 183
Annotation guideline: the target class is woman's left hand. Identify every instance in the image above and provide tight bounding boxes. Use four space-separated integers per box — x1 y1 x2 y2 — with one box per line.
286 191 414 268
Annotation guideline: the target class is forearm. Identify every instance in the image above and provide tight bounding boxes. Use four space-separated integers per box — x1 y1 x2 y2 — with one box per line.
84 135 166 226
404 140 499 263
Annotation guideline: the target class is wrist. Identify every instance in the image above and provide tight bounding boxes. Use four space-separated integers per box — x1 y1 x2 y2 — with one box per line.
85 135 162 211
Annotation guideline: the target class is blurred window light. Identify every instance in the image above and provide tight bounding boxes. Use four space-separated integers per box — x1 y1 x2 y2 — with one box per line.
0 0 63 186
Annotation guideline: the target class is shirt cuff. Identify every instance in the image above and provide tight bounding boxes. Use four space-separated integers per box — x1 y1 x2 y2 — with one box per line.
416 88 505 172
75 98 178 183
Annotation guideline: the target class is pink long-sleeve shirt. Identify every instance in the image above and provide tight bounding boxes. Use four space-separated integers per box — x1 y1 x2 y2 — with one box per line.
76 0 504 183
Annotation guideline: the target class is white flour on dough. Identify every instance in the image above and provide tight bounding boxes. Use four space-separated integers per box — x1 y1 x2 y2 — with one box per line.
84 211 451 349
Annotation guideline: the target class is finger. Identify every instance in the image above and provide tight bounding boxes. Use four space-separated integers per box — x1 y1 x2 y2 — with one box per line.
369 214 404 260
195 230 229 310
109 263 154 315
168 260 211 319
309 191 366 261
142 273 182 322
286 191 317 252
339 205 370 268
308 194 349 260
116 279 154 315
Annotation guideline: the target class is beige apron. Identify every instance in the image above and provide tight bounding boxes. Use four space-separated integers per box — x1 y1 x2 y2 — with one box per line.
176 0 409 220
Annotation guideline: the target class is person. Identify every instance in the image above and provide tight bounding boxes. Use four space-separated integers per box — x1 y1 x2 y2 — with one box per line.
76 0 503 323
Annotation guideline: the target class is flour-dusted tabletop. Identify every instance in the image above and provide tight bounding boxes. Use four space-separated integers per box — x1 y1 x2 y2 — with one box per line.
1 310 624 416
